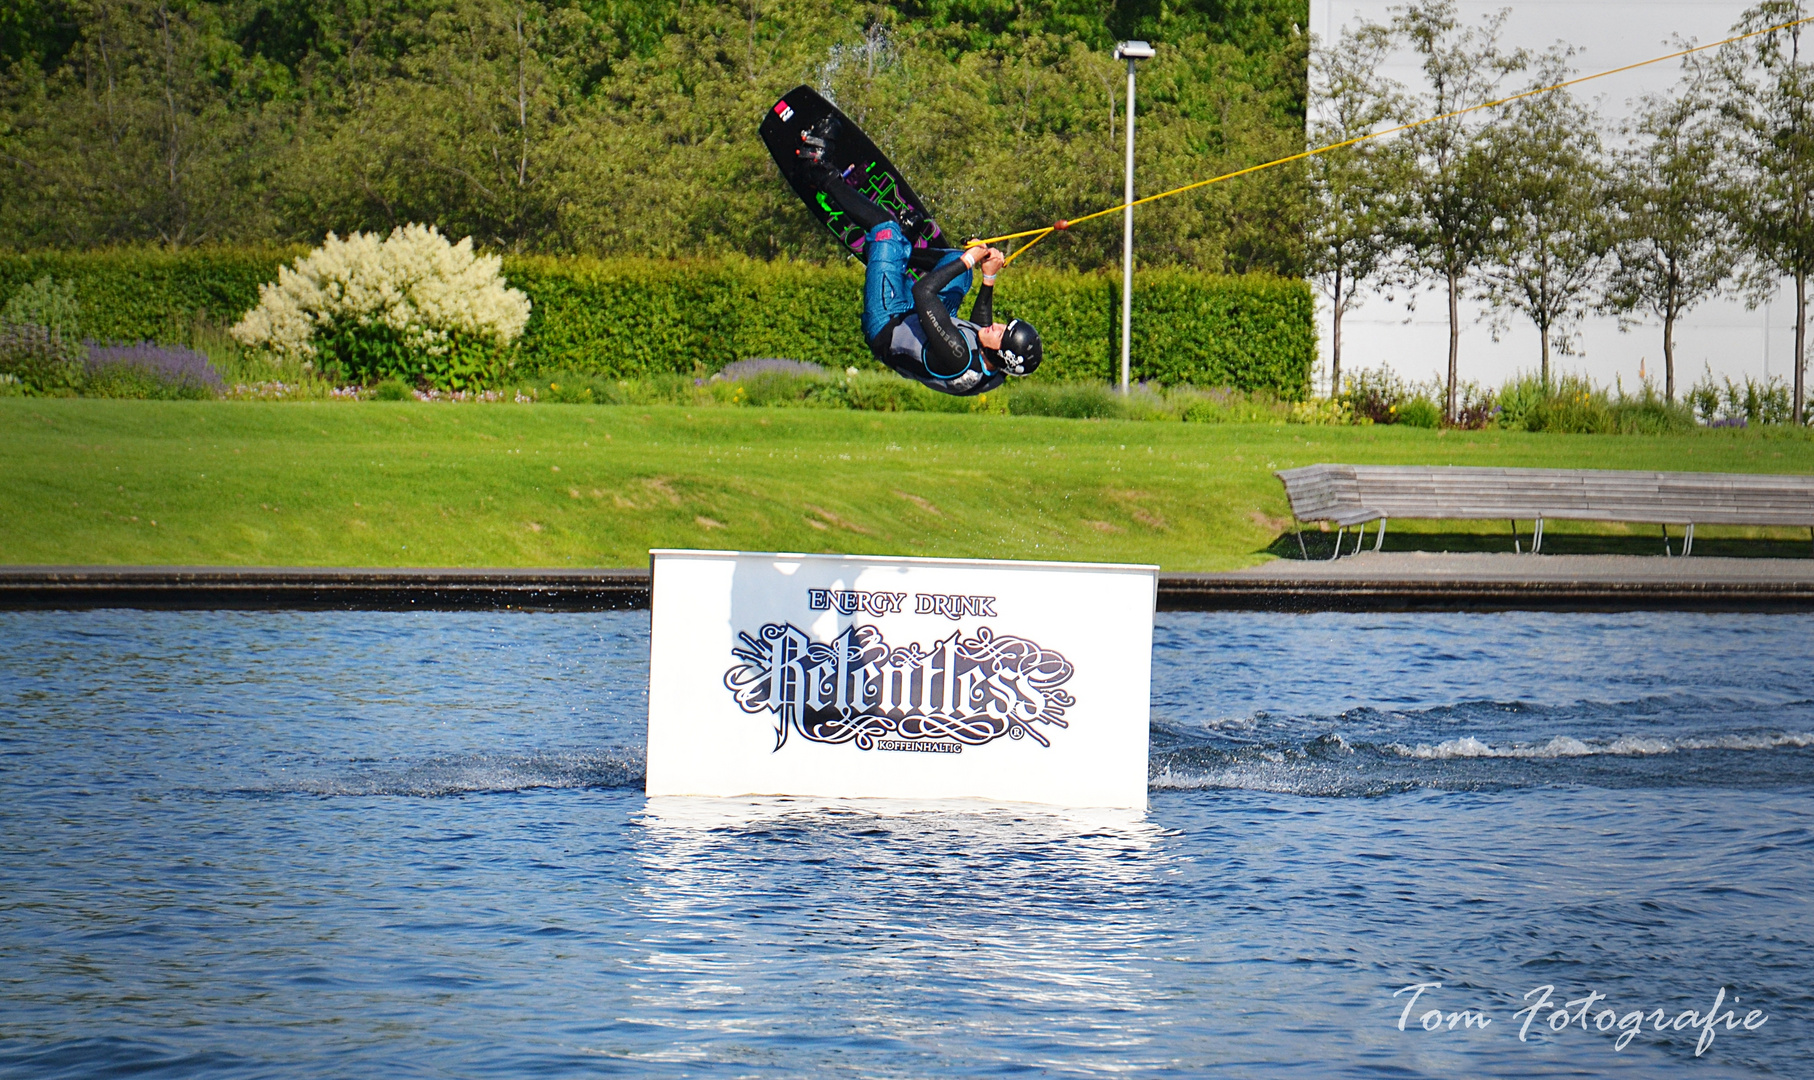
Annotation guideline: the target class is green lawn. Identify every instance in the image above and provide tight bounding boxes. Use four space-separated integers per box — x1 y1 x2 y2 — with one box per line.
5 398 1814 570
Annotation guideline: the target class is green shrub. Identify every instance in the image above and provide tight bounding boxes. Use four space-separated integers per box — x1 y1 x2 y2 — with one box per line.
2 249 1312 395
540 378 596 404
1687 368 1797 426
1006 380 1125 419
82 364 208 400
1685 376 1720 425
832 372 978 413
370 377 414 401
1498 374 1697 435
517 371 1305 422
1116 386 1184 421
738 371 829 408
1180 398 1228 423
560 373 699 405
230 227 530 392
1341 367 1411 424
1180 387 1293 423
1 275 82 337
1607 386 1696 434
1285 396 1354 424
1521 377 1615 433
312 323 413 386
1452 384 1499 429
1397 396 1442 428
1496 374 1548 429
520 367 990 414
0 322 85 395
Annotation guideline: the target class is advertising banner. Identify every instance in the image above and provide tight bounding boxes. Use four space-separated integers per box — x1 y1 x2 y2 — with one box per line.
646 549 1157 809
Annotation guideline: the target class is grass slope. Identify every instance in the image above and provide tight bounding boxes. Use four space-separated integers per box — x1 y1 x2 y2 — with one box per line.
5 399 1814 570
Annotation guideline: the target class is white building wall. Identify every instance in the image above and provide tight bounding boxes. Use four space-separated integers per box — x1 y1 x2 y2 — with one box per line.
1308 1 1790 397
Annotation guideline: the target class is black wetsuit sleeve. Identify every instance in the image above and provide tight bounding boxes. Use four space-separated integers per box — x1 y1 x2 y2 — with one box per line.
969 281 993 328
911 255 975 378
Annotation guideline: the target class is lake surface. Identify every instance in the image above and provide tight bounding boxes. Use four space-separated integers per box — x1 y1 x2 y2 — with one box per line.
0 609 1808 1077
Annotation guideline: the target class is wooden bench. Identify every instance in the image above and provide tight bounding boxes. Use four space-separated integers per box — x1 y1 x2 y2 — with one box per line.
1274 464 1814 558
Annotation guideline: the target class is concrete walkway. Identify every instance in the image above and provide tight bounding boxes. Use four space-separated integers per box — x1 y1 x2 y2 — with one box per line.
1231 551 1814 584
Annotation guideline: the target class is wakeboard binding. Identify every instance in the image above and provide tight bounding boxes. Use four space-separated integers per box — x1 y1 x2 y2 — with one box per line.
760 85 950 273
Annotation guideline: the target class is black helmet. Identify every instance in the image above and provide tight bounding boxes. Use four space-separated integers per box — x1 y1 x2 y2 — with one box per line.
996 318 1042 376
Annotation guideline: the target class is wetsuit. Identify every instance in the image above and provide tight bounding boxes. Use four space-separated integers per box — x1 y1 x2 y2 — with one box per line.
808 166 1005 397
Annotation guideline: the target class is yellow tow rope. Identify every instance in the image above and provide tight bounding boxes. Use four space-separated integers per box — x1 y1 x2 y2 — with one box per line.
966 16 1814 268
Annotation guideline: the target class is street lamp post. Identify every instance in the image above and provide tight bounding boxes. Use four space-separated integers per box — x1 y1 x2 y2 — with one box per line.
1113 40 1153 395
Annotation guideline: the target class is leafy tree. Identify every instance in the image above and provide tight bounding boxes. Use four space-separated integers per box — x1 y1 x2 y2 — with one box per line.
1716 0 1814 422
0 0 289 247
1602 80 1739 402
1389 0 1526 420
1 0 80 71
1305 20 1405 394
0 0 1313 271
1475 52 1610 388
279 0 600 252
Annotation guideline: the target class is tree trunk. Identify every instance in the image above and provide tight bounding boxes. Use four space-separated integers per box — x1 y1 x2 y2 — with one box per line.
1663 313 1676 403
1540 324 1550 388
1797 271 1808 426
1664 271 1679 403
1446 267 1460 422
1331 307 1343 399
1330 268 1344 398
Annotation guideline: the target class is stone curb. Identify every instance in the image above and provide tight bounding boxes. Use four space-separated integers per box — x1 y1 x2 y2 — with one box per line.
6 565 1814 613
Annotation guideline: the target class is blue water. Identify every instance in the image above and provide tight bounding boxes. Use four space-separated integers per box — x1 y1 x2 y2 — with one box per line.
0 610 1809 1078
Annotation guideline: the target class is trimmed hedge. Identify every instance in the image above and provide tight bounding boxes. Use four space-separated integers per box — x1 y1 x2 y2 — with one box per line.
0 248 303 345
994 266 1315 393
505 256 864 378
0 249 1314 394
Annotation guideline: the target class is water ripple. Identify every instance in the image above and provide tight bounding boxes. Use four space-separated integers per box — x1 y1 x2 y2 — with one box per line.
0 609 1808 1077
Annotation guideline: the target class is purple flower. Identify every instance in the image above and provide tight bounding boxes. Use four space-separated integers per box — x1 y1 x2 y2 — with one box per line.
1708 416 1748 429
716 358 827 381
84 341 223 391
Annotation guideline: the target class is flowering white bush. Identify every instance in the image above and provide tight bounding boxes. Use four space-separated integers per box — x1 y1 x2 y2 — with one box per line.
231 224 531 388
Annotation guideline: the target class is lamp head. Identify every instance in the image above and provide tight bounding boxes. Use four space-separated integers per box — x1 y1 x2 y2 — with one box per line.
1114 40 1155 61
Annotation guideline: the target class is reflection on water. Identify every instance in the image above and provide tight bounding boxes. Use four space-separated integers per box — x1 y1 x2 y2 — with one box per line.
0 609 1809 1078
628 799 1169 1069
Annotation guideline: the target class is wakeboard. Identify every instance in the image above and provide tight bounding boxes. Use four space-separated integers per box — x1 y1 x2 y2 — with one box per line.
760 85 947 265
